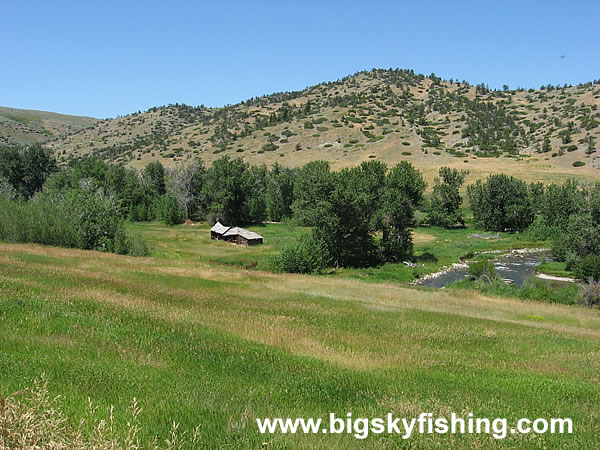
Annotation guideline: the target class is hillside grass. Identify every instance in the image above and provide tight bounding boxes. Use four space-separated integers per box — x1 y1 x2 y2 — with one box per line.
1 241 599 447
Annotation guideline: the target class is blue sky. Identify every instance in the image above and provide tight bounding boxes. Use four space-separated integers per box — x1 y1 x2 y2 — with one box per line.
2 1 598 118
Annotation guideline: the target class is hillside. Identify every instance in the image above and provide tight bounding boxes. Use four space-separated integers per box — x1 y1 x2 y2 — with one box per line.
0 106 99 146
44 69 600 184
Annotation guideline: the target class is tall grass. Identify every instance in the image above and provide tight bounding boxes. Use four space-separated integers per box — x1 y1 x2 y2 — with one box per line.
0 375 200 449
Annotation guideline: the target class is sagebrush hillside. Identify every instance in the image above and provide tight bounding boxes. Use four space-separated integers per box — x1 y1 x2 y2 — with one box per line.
0 106 99 146
12 69 600 182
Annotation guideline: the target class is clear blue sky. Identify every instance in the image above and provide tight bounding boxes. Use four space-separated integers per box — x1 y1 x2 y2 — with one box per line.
2 1 598 118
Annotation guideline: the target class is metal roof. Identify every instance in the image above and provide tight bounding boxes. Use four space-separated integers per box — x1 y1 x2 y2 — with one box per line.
222 227 263 240
210 222 230 234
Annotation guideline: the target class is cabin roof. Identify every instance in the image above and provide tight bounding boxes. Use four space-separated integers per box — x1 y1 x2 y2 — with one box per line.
210 221 230 234
222 227 263 240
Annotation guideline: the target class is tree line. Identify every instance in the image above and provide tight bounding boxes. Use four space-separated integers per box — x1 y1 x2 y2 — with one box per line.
2 143 598 281
467 174 600 281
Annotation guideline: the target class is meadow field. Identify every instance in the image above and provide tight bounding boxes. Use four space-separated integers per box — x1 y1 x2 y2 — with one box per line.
128 221 547 283
1 223 599 447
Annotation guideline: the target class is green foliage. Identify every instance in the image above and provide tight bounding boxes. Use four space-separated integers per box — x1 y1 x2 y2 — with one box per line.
291 161 335 226
262 143 279 152
541 179 585 229
467 259 497 282
380 162 425 262
0 144 57 199
265 163 297 222
154 194 185 226
202 156 263 225
428 167 469 228
467 174 533 232
143 161 166 196
450 277 579 305
271 234 328 273
573 254 600 281
461 100 521 154
0 188 147 255
572 161 585 167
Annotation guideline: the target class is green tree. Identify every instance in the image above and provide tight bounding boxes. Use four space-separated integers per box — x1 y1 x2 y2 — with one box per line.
203 156 254 224
467 174 534 231
265 163 297 222
291 161 335 226
541 179 586 230
143 161 166 196
542 136 552 153
428 167 469 228
380 162 426 261
0 144 56 199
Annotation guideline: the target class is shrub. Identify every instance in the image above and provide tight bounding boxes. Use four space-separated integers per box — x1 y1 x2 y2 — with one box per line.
579 279 600 308
262 143 279 152
271 234 328 274
573 161 585 167
401 151 411 156
0 191 148 256
468 259 497 282
402 142 411 146
574 254 600 281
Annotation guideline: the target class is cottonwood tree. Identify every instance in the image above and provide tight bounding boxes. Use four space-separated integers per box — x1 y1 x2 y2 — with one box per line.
380 162 426 262
265 163 297 222
428 167 469 228
291 160 335 226
167 158 206 220
0 144 56 199
467 174 533 231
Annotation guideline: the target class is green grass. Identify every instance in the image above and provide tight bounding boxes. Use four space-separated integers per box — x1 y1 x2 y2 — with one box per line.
537 261 572 278
127 222 546 285
0 242 599 447
126 221 310 270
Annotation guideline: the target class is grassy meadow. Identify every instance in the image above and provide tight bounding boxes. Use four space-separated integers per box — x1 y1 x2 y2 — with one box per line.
1 222 600 447
128 221 547 284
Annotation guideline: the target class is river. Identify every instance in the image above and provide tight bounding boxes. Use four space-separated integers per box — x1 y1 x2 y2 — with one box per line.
419 251 553 288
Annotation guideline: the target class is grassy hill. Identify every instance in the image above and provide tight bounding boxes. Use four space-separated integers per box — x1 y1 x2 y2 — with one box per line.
1 224 599 447
0 106 99 146
47 69 600 185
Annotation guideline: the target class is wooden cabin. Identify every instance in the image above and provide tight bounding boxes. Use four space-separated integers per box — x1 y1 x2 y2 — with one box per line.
210 221 230 240
222 227 264 246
